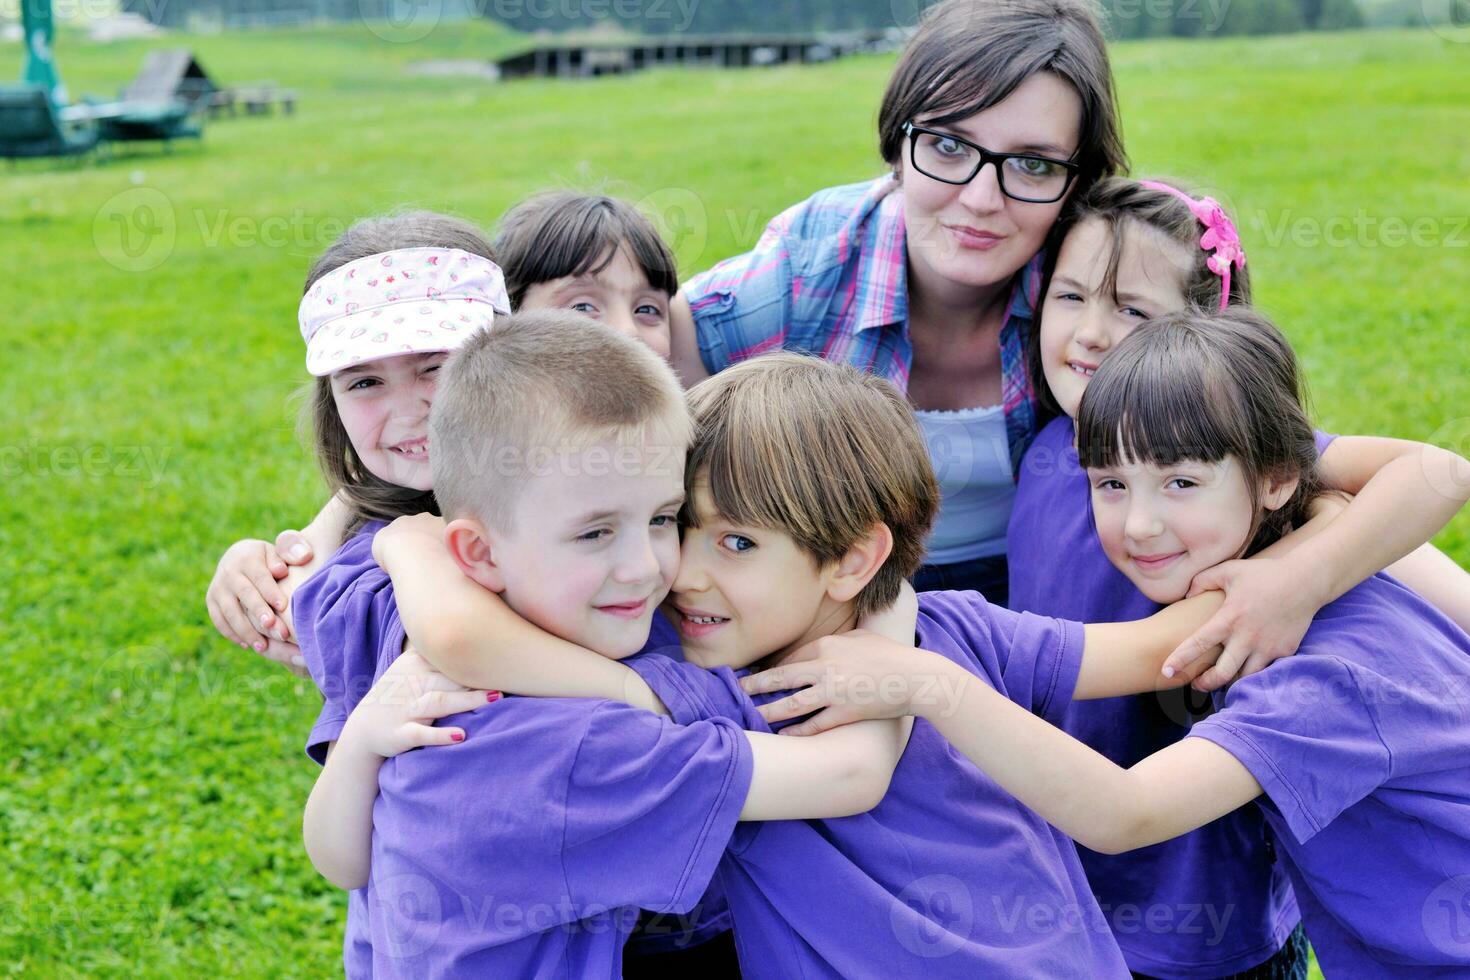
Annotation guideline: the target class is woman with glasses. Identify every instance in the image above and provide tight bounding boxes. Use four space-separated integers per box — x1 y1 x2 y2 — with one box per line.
669 0 1125 608
670 7 1312 980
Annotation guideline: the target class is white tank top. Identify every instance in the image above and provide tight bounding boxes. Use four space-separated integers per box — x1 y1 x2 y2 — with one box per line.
916 404 1015 564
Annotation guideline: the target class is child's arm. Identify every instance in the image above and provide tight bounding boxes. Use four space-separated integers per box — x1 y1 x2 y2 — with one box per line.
742 590 1223 736
1073 592 1225 698
377 512 915 821
921 666 1259 853
738 715 913 820
1170 434 1469 685
204 493 350 669
668 292 712 388
373 514 669 714
735 632 1261 854
302 650 496 890
273 493 353 635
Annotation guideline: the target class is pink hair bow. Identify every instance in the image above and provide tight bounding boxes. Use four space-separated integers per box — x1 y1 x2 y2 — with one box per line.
1138 181 1246 311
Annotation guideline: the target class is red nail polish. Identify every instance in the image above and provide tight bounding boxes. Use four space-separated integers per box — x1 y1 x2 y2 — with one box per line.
451 732 465 742
486 691 501 702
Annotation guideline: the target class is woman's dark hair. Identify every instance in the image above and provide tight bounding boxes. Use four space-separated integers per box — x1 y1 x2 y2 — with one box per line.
302 210 497 535
877 0 1127 197
1028 176 1255 418
1075 307 1325 557
493 192 679 309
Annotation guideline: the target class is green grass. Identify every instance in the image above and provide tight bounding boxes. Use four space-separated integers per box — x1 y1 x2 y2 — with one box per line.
2 20 1467 975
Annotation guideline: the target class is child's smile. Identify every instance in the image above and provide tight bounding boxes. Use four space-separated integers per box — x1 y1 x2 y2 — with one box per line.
666 479 852 671
1087 455 1259 603
330 351 446 491
1038 218 1192 418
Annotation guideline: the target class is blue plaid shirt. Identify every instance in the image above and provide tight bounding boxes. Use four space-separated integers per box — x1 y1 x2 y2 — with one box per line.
685 175 1044 475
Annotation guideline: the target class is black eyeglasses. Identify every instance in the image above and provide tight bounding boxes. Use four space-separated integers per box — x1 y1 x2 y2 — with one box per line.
903 122 1080 204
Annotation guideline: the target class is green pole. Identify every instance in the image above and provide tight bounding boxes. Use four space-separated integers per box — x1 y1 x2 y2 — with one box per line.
20 0 67 107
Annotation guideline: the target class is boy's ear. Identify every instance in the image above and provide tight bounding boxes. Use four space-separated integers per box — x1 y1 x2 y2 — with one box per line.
1261 471 1301 512
443 517 508 594
826 523 895 605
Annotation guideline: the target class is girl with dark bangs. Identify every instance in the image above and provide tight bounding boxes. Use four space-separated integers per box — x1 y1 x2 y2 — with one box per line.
1005 176 1470 979
747 308 1470 977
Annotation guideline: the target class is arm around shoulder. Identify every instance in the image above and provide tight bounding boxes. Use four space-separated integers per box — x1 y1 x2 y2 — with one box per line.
738 717 912 821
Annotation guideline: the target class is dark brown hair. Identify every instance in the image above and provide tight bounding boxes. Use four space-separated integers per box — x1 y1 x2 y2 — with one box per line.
493 192 679 309
302 211 497 535
1029 176 1254 418
878 0 1127 196
1075 307 1325 556
684 353 939 617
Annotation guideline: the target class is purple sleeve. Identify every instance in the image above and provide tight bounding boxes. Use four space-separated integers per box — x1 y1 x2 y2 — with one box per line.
1314 429 1336 457
922 592 1086 726
1187 657 1391 844
626 651 756 728
563 701 753 914
293 548 404 764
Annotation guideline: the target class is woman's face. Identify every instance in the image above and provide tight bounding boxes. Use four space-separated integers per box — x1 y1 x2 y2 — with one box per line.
900 71 1083 298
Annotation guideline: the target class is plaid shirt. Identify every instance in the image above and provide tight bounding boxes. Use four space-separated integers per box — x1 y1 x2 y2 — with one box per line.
686 175 1044 476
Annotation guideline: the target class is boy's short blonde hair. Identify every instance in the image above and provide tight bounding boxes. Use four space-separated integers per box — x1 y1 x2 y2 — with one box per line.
430 310 691 529
684 353 939 617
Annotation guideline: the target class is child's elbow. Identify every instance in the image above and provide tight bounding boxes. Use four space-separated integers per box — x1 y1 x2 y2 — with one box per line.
1431 446 1470 504
305 835 369 891
329 867 369 891
408 620 489 685
1081 832 1132 856
415 617 473 665
829 761 893 817
1079 808 1157 856
312 851 368 891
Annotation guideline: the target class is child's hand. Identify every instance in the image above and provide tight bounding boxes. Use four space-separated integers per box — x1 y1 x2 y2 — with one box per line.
340 650 500 759
1164 556 1319 692
206 536 313 672
372 513 447 571
738 631 956 736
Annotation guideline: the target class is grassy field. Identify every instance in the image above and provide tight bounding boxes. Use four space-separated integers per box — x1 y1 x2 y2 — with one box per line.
3 18 1467 975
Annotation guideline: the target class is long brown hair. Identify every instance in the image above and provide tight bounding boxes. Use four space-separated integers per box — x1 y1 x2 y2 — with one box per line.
1075 307 1325 557
301 211 497 535
1030 176 1254 420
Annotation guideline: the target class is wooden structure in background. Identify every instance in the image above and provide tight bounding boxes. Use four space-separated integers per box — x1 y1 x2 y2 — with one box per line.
493 31 895 81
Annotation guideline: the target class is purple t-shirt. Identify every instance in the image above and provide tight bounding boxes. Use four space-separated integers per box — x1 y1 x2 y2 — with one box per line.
293 526 736 976
293 522 393 976
629 590 1131 978
1005 416 1335 976
293 520 397 765
367 657 753 979
1189 573 1470 975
